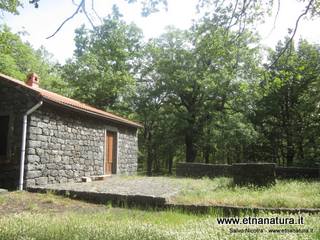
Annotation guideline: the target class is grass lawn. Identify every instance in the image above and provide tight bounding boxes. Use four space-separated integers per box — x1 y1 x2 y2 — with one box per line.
170 177 320 208
0 191 319 240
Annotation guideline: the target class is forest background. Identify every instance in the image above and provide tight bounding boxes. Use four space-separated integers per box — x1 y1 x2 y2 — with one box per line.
1 0 320 175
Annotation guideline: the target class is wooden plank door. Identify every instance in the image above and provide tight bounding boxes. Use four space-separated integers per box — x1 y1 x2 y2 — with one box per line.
105 131 115 175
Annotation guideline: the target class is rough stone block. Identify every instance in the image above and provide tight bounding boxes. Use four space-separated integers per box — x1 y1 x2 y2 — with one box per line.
28 140 41 148
25 179 35 187
232 163 276 187
27 170 42 179
35 177 48 185
27 155 40 163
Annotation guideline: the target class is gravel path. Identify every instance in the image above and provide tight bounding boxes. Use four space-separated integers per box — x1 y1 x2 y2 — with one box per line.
34 176 182 199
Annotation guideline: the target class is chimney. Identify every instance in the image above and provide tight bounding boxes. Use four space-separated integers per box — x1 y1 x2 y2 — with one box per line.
26 73 39 88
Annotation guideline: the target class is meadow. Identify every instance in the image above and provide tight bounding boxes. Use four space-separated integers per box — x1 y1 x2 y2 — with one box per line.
0 191 319 240
171 177 320 208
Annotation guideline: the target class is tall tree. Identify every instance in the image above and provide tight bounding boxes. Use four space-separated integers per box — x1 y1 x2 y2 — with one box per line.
253 39 320 166
62 12 143 115
140 23 260 163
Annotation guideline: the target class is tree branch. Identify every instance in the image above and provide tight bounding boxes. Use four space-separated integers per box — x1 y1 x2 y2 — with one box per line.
91 0 103 24
46 0 85 39
82 0 95 28
269 0 314 67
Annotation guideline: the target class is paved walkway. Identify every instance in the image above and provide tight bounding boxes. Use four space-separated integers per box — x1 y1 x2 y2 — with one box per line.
31 176 181 200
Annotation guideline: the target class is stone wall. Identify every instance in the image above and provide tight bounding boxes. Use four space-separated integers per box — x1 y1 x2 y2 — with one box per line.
275 167 319 179
117 128 138 175
232 163 276 186
25 106 105 186
0 81 36 189
25 104 138 187
176 162 231 178
176 162 319 180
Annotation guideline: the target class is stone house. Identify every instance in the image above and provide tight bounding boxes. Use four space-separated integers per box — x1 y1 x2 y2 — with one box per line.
0 73 141 190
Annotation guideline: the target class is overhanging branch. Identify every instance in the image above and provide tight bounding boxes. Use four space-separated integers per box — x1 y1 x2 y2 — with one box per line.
46 0 85 39
269 0 314 67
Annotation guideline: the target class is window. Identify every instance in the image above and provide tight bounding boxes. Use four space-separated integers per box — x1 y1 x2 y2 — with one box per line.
0 115 9 162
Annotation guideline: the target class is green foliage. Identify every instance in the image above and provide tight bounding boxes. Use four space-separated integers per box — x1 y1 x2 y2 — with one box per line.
136 20 261 170
3 0 320 172
62 13 143 115
0 25 65 94
124 0 168 17
252 39 320 166
0 0 22 14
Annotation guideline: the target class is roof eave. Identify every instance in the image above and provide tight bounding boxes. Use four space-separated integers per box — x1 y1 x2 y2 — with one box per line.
42 98 143 128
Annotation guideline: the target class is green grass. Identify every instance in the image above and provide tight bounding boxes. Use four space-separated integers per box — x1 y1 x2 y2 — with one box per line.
171 177 320 208
0 209 319 240
0 192 319 240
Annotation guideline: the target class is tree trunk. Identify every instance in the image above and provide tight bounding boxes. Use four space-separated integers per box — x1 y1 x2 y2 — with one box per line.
168 154 173 175
154 149 160 173
146 131 153 176
284 88 294 167
204 145 210 163
185 132 197 162
286 139 294 166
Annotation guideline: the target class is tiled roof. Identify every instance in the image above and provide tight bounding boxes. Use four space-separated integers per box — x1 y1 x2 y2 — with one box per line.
0 73 142 128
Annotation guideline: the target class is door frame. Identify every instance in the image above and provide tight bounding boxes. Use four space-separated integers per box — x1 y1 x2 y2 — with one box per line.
104 127 119 175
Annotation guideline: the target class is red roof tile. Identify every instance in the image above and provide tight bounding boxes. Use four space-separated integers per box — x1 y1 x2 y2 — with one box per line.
0 73 142 128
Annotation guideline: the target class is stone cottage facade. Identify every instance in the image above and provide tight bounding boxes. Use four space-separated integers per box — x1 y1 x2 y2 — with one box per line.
0 73 141 189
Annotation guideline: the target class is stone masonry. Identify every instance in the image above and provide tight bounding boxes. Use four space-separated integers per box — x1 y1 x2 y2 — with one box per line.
0 81 36 189
25 105 138 187
117 128 138 175
25 107 104 186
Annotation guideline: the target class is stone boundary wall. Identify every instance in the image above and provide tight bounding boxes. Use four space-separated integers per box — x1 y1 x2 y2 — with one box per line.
275 167 319 179
176 162 231 178
176 162 319 179
232 163 276 186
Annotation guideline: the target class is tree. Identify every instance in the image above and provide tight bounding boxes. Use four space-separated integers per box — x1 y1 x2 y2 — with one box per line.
0 0 22 14
139 23 260 163
197 0 320 66
62 12 143 115
133 42 182 174
253 39 320 166
0 24 65 93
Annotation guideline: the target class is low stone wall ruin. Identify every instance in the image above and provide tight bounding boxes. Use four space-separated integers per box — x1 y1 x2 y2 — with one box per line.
176 162 319 180
176 162 231 178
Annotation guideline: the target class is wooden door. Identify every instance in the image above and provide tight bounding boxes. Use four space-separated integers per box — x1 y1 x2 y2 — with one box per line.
105 131 116 175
